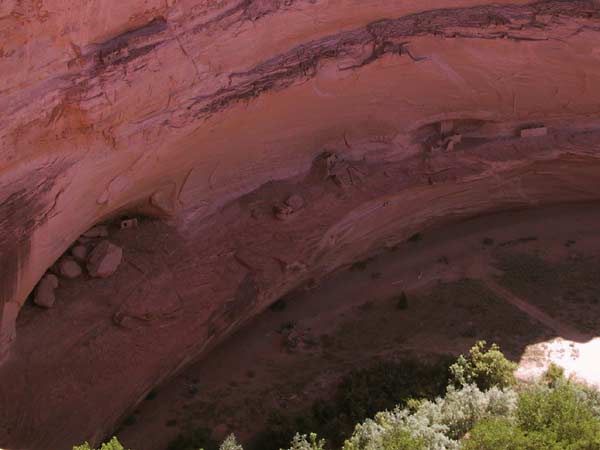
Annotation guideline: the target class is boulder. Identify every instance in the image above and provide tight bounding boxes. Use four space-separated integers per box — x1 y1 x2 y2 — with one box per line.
82 225 109 238
285 194 305 210
274 204 294 221
87 241 123 278
70 245 88 262
34 274 59 308
58 259 82 279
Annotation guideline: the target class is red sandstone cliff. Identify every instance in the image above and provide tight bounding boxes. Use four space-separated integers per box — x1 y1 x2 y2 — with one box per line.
1 1 600 447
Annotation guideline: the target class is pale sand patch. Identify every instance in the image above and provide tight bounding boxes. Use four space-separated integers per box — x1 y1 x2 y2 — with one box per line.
517 337 600 389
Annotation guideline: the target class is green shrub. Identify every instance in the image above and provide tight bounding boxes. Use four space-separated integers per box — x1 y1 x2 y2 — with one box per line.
415 384 518 441
286 433 326 450
270 299 287 312
407 233 422 243
463 417 557 450
219 434 244 450
343 384 517 450
343 406 455 450
449 341 517 390
517 383 600 445
571 382 600 418
73 437 129 450
543 363 565 388
466 383 600 450
343 414 427 450
380 428 425 450
395 292 408 310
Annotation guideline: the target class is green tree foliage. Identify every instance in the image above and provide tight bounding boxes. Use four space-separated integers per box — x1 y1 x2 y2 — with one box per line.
464 383 600 450
73 437 129 450
343 384 517 450
518 383 600 446
542 362 565 388
219 434 244 450
417 384 518 440
286 433 326 450
449 341 517 390
462 417 557 450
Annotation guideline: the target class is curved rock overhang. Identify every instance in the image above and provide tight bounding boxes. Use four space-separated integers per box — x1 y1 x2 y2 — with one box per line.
1 0 600 446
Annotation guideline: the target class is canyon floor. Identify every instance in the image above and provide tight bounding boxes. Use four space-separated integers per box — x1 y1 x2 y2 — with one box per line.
117 202 600 450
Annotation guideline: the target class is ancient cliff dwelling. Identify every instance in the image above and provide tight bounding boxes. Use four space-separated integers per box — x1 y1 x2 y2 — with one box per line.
2 1 600 449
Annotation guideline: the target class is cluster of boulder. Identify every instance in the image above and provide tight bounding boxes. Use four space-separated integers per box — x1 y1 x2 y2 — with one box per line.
34 225 123 309
274 194 305 220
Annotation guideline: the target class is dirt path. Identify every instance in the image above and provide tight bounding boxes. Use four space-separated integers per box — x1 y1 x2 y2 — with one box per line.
483 279 590 342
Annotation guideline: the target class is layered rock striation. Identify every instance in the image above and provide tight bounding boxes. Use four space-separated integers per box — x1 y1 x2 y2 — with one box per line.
1 0 600 447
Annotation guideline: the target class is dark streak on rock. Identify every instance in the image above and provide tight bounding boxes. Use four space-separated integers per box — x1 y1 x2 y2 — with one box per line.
191 0 307 34
87 17 168 71
0 160 71 305
206 273 258 338
188 0 600 118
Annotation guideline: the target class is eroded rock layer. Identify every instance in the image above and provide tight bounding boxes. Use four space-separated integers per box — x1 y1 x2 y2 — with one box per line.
1 0 600 447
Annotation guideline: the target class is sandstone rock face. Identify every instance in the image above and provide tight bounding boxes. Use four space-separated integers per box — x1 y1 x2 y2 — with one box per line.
87 241 123 278
83 226 109 238
1 0 600 448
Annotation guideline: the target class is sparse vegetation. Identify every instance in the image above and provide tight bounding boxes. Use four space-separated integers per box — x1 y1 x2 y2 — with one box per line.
270 299 288 312
123 414 137 426
350 258 373 272
73 438 129 450
407 233 422 243
76 343 600 450
395 292 408 310
145 389 158 400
